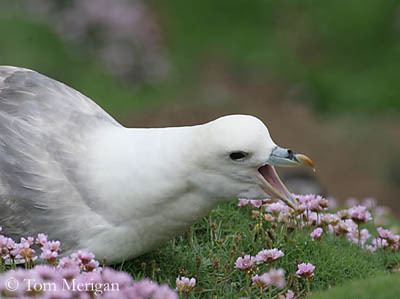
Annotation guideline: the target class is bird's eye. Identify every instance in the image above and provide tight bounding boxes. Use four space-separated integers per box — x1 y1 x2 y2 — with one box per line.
229 151 248 161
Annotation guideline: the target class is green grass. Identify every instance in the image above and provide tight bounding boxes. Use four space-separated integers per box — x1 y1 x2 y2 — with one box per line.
2 1 400 116
152 0 400 114
0 17 181 118
119 202 400 298
310 273 400 299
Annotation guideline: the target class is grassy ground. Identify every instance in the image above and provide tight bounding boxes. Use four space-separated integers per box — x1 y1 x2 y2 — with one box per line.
119 201 400 298
310 273 400 299
0 17 181 117
152 0 400 114
2 1 400 115
0 4 399 298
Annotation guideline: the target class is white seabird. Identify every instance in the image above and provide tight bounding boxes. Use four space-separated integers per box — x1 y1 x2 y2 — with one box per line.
0 66 314 263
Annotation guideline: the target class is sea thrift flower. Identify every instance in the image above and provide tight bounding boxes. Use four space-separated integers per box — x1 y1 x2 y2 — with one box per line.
2 238 17 260
36 233 48 247
235 255 256 271
296 194 327 212
252 269 286 289
40 240 61 264
337 209 349 220
255 248 284 264
279 289 295 299
267 268 286 289
373 237 389 249
0 266 178 298
17 237 36 260
321 214 340 226
347 205 372 223
377 227 395 239
306 212 319 226
265 202 289 215
176 276 196 293
296 263 315 279
238 199 250 207
377 227 400 247
249 199 264 208
347 228 371 246
71 250 100 271
251 274 269 289
310 227 323 241
332 219 357 236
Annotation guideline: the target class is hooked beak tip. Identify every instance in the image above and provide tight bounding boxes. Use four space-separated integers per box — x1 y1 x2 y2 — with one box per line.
295 153 316 171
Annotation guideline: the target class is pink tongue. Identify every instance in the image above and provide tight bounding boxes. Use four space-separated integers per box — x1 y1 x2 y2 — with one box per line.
258 164 293 200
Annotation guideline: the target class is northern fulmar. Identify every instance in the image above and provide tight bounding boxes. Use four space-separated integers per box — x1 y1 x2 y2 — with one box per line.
0 66 314 263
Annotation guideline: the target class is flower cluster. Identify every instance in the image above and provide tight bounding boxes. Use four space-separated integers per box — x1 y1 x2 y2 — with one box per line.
239 194 399 252
176 276 196 294
252 268 286 289
235 246 314 297
255 248 284 264
235 255 256 271
366 227 400 252
237 194 399 297
23 0 169 84
310 227 323 241
0 267 177 298
296 194 329 213
0 227 177 298
296 263 315 279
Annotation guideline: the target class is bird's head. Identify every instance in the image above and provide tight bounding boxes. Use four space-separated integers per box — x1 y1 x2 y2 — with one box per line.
192 115 314 208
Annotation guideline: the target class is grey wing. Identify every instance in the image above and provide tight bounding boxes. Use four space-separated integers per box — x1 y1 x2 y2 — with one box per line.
0 66 121 249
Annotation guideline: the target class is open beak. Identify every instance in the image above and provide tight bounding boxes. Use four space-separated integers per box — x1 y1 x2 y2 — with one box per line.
257 146 315 209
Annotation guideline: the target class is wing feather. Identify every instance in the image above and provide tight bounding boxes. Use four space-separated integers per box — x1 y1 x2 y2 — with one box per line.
0 66 120 250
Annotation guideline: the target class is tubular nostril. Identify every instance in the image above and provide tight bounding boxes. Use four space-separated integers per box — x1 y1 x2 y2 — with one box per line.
287 149 294 159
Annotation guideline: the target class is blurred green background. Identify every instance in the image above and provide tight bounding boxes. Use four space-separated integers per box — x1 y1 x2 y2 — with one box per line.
0 0 399 213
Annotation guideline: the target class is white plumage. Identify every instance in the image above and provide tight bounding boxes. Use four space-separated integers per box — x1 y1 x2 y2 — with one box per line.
0 66 313 263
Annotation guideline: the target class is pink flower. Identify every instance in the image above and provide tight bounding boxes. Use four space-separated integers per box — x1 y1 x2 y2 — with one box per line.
39 240 61 264
0 265 178 298
265 202 289 215
267 268 286 289
176 276 196 293
1 237 17 259
296 263 315 279
321 214 340 226
310 227 323 241
252 269 286 289
347 205 372 223
279 289 295 299
347 228 370 246
16 237 36 260
40 249 58 261
373 237 389 249
36 233 48 247
235 255 256 271
255 248 284 264
249 200 264 208
377 227 399 247
296 194 327 212
70 250 100 271
251 274 269 289
238 199 250 207
366 237 391 252
238 198 270 208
